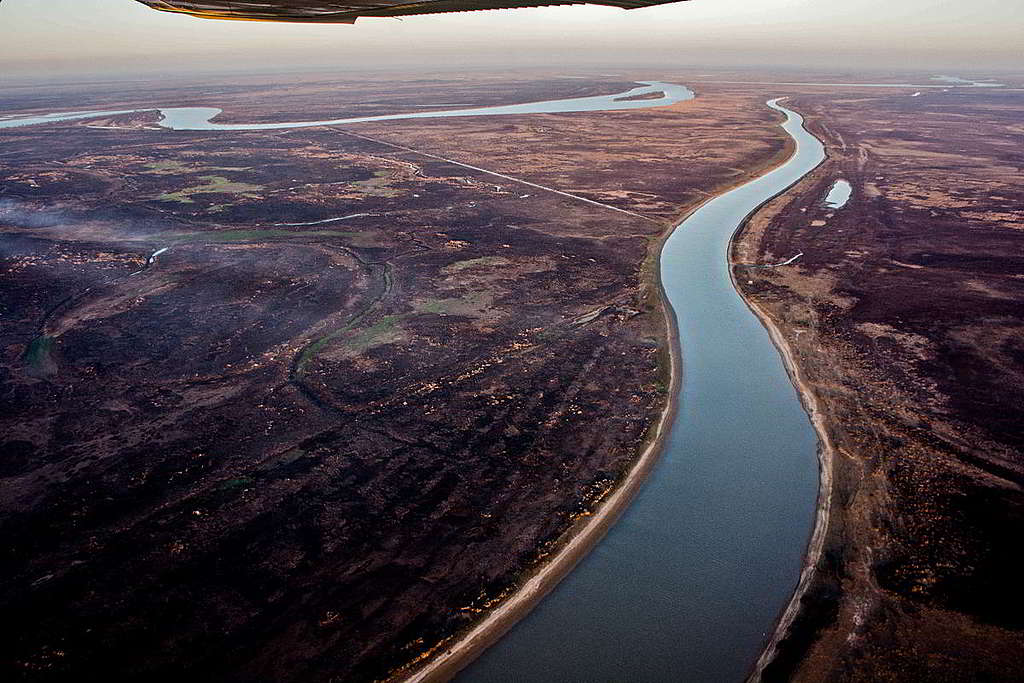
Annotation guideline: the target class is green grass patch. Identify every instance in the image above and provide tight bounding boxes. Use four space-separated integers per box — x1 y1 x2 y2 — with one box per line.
297 314 407 371
344 315 405 354
156 175 263 203
416 298 457 314
442 256 511 274
218 477 255 491
26 336 53 370
414 291 493 316
145 160 252 175
349 170 401 197
145 160 189 173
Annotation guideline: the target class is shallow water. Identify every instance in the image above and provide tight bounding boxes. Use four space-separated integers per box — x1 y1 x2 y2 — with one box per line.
459 99 823 683
824 179 852 209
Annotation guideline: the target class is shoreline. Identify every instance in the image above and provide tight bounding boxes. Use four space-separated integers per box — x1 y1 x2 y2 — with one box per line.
736 292 837 683
723 113 837 680
398 100 803 683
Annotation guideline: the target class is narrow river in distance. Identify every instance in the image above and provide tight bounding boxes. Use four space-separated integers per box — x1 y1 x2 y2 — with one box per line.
460 99 824 682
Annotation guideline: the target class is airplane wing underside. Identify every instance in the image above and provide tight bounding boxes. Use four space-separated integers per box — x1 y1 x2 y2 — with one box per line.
134 0 689 23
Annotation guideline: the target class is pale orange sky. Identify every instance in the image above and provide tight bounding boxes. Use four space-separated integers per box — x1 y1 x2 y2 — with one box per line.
1 0 1021 78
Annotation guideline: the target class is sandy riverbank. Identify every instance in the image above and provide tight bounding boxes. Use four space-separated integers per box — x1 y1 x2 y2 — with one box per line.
736 293 837 683
725 164 838 681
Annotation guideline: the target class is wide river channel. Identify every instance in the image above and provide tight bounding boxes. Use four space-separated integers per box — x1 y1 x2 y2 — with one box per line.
460 98 823 682
2 85 823 682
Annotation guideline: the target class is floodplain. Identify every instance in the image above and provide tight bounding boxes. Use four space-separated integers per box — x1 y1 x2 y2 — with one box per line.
0 72 788 681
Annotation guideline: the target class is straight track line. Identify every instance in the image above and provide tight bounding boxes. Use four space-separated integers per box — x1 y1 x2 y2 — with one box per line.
332 128 660 224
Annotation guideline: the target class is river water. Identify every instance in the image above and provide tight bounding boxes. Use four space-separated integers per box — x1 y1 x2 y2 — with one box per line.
0 81 693 131
459 98 823 682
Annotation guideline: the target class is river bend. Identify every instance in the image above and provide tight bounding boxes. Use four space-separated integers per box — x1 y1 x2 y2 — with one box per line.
0 82 693 131
460 98 824 682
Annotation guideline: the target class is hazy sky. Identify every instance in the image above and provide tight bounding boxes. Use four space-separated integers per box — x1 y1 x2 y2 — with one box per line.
1 0 1021 78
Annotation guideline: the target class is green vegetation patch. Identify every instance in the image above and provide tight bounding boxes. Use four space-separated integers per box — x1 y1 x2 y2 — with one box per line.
145 160 252 175
156 175 263 204
298 314 408 370
349 170 401 198
218 476 255 491
343 315 406 354
442 256 512 274
25 336 54 370
414 291 494 317
144 160 192 174
25 335 57 376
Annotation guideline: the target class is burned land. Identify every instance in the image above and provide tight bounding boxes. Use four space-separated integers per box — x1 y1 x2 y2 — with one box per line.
731 85 1024 680
0 75 788 681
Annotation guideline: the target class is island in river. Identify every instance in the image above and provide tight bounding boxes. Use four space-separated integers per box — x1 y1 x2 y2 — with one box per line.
0 72 792 681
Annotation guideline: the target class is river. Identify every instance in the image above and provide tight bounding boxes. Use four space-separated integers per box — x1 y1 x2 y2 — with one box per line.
0 81 693 131
458 98 823 682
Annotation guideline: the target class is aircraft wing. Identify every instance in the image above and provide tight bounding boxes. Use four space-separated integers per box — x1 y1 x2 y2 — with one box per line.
134 0 689 23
